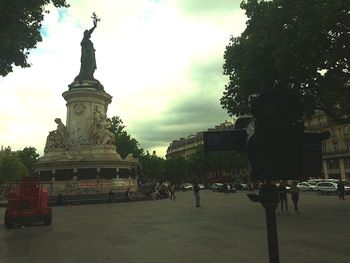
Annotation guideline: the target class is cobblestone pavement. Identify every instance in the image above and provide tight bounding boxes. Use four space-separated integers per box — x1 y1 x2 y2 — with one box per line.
1 190 350 263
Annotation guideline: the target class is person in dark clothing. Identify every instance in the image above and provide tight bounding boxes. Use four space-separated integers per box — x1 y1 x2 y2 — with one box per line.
337 179 345 200
56 193 65 206
125 188 132 201
108 190 114 203
277 181 289 214
170 184 176 201
193 181 200 207
290 181 300 214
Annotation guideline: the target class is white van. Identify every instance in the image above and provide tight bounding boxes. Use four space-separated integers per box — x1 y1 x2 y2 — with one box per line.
308 179 339 187
308 179 325 187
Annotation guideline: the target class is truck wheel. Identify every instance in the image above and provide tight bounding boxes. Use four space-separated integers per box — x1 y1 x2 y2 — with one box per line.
4 210 13 229
44 215 52 226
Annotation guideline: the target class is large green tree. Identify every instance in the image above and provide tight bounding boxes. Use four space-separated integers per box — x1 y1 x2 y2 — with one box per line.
221 0 350 123
0 0 69 76
139 151 165 182
0 147 28 183
187 146 248 181
107 116 144 159
163 156 188 184
17 147 40 176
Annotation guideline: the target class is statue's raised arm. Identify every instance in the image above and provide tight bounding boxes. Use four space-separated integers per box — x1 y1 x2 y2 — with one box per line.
74 13 101 82
84 21 97 40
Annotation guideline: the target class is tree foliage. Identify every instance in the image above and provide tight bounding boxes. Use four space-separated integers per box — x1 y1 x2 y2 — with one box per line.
107 116 144 159
139 151 165 182
106 116 247 183
138 146 248 184
221 0 350 123
163 156 188 184
0 147 28 183
17 147 40 176
0 0 69 76
188 146 248 179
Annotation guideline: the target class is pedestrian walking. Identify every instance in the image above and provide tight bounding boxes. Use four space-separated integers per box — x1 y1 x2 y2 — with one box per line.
224 182 229 195
170 184 176 201
249 182 254 192
290 181 300 214
277 181 289 214
193 181 201 207
337 179 345 200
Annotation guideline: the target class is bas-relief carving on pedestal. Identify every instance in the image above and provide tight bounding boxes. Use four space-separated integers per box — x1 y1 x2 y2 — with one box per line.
44 105 116 160
89 106 115 146
70 127 83 146
73 102 86 115
69 102 86 146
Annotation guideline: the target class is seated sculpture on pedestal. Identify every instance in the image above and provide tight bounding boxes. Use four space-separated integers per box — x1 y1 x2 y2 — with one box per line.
44 118 68 152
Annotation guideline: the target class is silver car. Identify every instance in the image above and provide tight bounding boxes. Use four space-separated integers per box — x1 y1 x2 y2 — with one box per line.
316 182 344 195
297 182 315 191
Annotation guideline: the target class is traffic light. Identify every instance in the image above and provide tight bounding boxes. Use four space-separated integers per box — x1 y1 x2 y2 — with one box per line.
203 90 330 181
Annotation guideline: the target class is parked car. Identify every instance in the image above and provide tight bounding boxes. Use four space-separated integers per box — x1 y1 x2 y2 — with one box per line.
198 184 206 190
229 185 237 193
234 183 249 191
315 182 350 195
296 182 315 191
211 183 236 193
308 179 325 187
344 182 350 195
211 183 225 192
316 182 337 195
182 183 193 191
308 179 339 188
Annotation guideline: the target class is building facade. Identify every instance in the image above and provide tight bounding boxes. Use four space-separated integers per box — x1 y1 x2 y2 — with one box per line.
166 121 234 160
305 111 350 180
166 121 250 183
165 133 204 160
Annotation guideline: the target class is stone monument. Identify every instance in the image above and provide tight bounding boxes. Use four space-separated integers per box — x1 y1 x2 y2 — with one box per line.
35 14 139 193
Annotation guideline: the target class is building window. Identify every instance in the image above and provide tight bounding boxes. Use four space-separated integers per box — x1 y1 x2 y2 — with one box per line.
333 143 338 152
326 159 339 170
347 141 350 151
344 126 349 134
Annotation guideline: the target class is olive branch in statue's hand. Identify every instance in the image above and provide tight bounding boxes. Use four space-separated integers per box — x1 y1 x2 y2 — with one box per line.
91 12 101 27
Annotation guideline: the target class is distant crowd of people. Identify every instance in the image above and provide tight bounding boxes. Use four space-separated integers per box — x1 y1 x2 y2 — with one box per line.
146 181 201 207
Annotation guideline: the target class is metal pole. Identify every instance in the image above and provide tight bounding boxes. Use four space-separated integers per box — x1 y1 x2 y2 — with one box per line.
260 182 280 263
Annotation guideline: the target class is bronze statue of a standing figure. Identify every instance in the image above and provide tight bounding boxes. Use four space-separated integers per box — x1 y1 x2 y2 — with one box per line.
74 13 100 81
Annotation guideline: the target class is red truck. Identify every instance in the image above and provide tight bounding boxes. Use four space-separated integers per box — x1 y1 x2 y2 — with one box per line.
4 177 52 229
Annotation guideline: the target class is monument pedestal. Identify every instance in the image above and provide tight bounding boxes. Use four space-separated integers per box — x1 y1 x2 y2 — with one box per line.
35 81 139 184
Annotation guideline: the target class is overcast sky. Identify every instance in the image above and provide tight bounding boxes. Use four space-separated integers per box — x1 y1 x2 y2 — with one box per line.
0 0 246 157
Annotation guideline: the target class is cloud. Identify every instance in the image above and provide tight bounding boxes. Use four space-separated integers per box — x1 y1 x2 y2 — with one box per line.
127 56 232 153
0 1 245 157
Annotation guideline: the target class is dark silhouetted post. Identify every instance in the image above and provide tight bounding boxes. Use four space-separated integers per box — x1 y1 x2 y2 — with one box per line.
260 182 279 263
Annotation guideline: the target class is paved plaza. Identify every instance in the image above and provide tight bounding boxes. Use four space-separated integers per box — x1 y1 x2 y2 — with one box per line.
1 190 350 263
